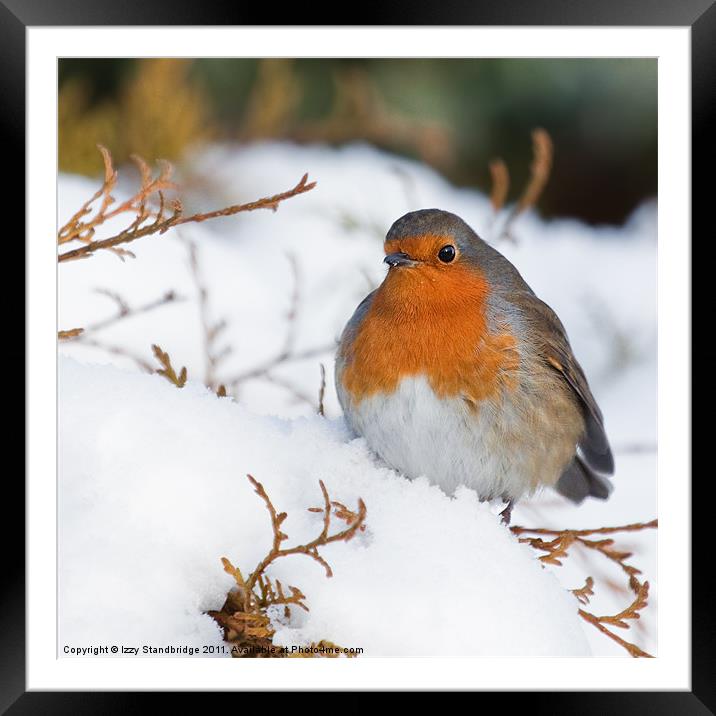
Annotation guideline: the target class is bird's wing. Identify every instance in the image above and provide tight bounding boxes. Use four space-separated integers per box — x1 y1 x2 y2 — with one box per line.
339 290 376 347
514 291 614 499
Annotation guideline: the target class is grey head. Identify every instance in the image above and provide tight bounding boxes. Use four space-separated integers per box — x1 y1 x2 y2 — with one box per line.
386 208 478 243
385 208 531 293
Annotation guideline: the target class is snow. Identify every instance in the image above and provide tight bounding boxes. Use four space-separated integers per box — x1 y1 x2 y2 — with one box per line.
58 140 657 656
59 357 589 656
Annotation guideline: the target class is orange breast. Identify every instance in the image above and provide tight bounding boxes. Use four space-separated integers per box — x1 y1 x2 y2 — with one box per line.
340 262 520 405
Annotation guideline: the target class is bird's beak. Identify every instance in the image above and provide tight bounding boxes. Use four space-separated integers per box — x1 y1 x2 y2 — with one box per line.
384 252 418 268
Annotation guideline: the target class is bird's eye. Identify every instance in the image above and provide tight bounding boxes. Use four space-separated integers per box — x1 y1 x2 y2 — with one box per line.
438 245 456 263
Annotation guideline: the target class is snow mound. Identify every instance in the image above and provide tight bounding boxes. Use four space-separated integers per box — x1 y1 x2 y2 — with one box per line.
59 357 590 657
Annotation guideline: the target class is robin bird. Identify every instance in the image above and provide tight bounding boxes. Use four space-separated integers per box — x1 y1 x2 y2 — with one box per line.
335 209 614 522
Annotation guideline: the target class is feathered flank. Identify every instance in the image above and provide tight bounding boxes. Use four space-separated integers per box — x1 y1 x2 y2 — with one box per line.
510 290 615 500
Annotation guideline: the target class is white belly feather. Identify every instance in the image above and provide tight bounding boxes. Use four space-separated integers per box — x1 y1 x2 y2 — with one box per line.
343 374 535 500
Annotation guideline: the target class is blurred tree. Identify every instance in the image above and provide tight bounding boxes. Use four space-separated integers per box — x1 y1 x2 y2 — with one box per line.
59 58 656 225
59 59 213 175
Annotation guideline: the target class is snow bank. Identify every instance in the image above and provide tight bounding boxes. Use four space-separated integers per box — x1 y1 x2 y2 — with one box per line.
59 357 590 656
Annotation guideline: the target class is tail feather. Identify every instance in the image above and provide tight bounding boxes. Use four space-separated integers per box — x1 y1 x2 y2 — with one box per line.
556 454 613 504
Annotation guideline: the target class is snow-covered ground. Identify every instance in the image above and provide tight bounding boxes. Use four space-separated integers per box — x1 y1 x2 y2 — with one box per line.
58 141 657 656
59 357 590 656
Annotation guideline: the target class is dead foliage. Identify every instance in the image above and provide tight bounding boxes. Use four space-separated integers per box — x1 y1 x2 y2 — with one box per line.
71 289 181 342
58 328 84 341
60 288 185 374
488 158 510 213
308 498 367 533
223 253 335 407
151 344 187 388
237 60 454 170
317 364 327 417
57 145 316 351
182 235 231 391
511 519 657 657
291 66 454 169
208 475 366 657
57 144 315 265
59 59 212 175
489 128 554 243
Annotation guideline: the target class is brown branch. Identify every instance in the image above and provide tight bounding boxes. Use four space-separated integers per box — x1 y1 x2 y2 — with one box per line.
280 253 300 358
517 128 553 213
496 127 554 243
209 474 366 657
262 372 320 410
488 158 510 213
310 501 368 534
571 576 595 605
58 146 176 247
174 173 316 225
151 344 187 387
59 289 183 350
74 290 182 338
221 252 333 400
58 328 84 341
578 609 653 658
58 145 316 263
244 474 366 599
511 519 657 540
58 208 182 263
225 344 334 388
512 519 657 657
66 337 156 373
57 145 120 245
182 236 230 389
317 364 326 416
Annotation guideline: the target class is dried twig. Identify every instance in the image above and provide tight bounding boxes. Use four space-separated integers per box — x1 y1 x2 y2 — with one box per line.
571 576 595 605
262 372 320 410
59 289 184 363
58 147 177 254
512 519 657 657
578 601 653 658
488 158 510 213
182 236 230 390
73 290 182 339
57 145 317 357
208 475 366 658
281 254 300 357
58 328 84 341
490 128 554 243
221 258 334 394
516 128 553 214
57 145 316 264
58 148 173 245
244 475 366 592
309 500 367 533
151 344 187 388
317 364 326 416
69 337 155 373
58 204 182 263
176 173 315 225
225 345 334 389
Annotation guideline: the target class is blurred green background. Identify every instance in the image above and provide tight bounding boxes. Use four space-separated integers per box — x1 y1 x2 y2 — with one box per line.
59 58 656 225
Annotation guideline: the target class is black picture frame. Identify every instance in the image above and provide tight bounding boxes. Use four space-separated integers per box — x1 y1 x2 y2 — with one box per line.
8 0 708 711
